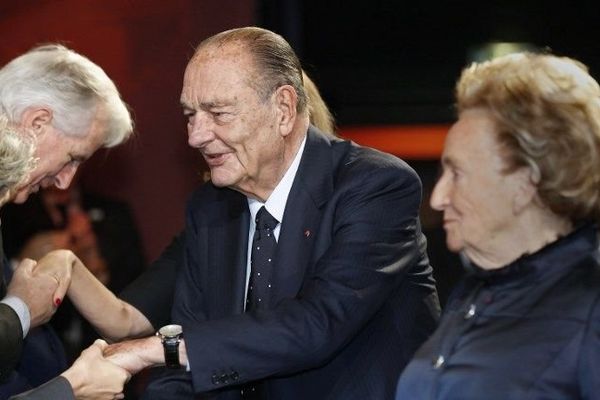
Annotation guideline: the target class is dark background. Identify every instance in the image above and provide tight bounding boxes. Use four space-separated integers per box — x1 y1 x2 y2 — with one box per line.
262 0 600 125
1 0 599 300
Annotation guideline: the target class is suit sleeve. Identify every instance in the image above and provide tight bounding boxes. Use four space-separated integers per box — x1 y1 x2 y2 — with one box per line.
8 376 74 400
180 161 425 392
0 303 24 381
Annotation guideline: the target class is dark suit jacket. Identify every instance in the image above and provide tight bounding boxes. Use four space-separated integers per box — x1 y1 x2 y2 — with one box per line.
0 231 24 383
145 127 440 399
1 231 72 400
0 304 22 381
8 376 73 400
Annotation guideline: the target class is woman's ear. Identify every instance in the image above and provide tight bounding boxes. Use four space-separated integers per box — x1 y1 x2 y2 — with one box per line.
512 167 538 214
20 108 53 135
274 85 297 137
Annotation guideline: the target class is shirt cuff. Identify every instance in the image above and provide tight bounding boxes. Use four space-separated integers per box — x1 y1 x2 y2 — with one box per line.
1 295 31 337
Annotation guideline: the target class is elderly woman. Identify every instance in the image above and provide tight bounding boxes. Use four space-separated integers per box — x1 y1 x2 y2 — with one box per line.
0 115 36 204
396 53 600 399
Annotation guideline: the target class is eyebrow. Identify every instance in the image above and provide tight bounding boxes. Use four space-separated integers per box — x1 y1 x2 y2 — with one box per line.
440 156 458 169
180 100 232 110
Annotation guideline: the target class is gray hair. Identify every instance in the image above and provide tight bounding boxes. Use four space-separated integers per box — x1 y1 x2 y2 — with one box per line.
196 27 308 114
0 44 133 147
0 115 36 199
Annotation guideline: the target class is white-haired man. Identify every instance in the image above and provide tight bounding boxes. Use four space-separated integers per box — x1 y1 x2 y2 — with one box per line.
0 44 133 400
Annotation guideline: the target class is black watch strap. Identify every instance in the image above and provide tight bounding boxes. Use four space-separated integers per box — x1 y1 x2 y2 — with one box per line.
163 339 181 369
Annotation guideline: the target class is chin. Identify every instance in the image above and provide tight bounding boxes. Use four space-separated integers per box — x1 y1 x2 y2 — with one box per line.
210 176 230 188
11 185 35 204
11 193 29 204
445 233 464 253
209 170 241 189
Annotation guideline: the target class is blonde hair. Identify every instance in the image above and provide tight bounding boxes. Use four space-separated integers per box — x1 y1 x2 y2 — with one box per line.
0 115 36 200
457 52 600 222
303 71 336 136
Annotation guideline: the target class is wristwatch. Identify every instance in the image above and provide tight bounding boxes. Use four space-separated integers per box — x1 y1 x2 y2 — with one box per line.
157 324 183 369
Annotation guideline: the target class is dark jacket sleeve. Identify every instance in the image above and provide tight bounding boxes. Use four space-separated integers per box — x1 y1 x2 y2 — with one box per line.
8 376 74 400
0 303 23 381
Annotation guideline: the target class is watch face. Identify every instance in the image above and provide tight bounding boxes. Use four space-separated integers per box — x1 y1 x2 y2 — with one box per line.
159 324 183 337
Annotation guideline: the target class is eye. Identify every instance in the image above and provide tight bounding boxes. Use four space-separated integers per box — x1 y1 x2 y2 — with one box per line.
68 156 82 168
449 168 463 182
183 110 195 124
211 110 233 124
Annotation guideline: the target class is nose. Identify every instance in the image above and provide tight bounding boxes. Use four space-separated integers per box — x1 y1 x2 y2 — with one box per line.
430 172 450 211
54 163 78 189
187 112 215 149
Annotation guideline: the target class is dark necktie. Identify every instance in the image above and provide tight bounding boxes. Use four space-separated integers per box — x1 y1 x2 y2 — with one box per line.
246 206 278 312
240 207 278 399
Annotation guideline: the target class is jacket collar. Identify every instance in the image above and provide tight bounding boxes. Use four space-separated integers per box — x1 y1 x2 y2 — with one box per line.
465 223 599 285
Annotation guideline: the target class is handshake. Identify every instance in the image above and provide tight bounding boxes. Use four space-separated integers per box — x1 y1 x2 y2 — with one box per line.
59 336 159 400
7 250 170 400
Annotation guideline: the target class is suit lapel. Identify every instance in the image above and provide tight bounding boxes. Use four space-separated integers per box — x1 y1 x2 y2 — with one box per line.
270 127 336 304
204 189 249 316
193 188 250 319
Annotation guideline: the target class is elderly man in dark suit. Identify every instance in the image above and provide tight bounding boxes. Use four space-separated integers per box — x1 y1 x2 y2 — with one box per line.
101 26 440 400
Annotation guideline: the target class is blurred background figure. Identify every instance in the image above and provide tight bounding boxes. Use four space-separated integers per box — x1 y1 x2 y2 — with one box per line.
303 70 336 136
397 52 600 399
1 181 145 361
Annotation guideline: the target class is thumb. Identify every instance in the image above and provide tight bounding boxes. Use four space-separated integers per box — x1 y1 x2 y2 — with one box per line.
17 258 37 275
93 339 109 352
52 274 71 307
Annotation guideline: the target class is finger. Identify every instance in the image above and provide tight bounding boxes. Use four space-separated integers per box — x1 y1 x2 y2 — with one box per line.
114 393 125 400
93 339 109 351
17 258 37 274
52 275 70 307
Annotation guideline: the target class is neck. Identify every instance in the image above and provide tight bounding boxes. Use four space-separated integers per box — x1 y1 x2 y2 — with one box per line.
238 116 309 202
466 207 573 270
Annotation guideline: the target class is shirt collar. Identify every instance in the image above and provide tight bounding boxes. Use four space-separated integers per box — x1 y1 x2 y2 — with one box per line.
248 135 307 224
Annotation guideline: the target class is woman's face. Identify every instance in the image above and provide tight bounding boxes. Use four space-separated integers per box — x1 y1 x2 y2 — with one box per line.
430 108 529 263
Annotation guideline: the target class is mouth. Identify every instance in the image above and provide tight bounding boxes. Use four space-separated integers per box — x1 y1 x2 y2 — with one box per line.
442 219 457 228
203 152 229 167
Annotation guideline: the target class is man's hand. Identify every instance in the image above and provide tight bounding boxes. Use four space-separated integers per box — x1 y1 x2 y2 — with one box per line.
7 258 61 327
104 336 165 375
61 339 131 400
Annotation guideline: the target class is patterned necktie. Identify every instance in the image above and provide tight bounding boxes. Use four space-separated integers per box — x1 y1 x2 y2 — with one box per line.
246 206 278 312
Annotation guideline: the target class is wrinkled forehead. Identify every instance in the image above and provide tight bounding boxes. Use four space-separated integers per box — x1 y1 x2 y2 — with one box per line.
182 44 258 103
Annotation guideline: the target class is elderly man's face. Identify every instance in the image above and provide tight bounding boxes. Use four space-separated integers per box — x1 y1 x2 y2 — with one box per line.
12 112 106 204
180 44 285 200
430 108 526 261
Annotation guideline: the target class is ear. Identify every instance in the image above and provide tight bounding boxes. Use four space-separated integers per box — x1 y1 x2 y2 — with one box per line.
20 107 53 135
511 167 538 214
274 85 297 137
